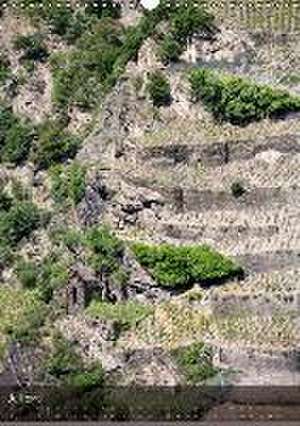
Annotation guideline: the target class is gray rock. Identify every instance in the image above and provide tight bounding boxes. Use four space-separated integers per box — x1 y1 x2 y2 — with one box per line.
77 172 112 226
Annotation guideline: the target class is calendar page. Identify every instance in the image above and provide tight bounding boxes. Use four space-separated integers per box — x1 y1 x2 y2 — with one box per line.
0 0 299 422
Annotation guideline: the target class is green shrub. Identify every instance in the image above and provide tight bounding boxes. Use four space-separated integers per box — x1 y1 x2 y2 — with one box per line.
231 181 246 198
189 68 300 125
51 19 124 110
0 287 48 343
43 1 74 36
37 256 69 302
9 294 47 342
172 342 218 384
157 35 182 64
132 243 243 288
46 333 105 391
110 266 129 288
14 259 39 289
0 54 11 83
18 0 74 36
0 104 17 146
52 227 83 252
15 256 69 302
0 189 42 270
85 225 125 275
13 33 48 63
63 11 97 44
0 201 41 245
155 1 214 65
51 225 127 295
51 3 170 108
86 300 153 332
146 70 171 107
66 364 105 391
107 3 170 88
32 121 81 169
50 162 86 206
45 334 83 378
1 122 35 164
170 1 215 45
0 103 34 164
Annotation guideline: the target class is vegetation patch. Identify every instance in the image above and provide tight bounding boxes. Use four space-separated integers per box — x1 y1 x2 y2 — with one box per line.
0 184 45 271
45 333 104 391
15 0 120 42
51 18 125 110
169 0 215 45
189 68 300 125
134 301 209 348
172 342 218 384
52 225 129 290
50 162 86 207
49 0 214 110
0 286 48 344
146 71 171 107
0 104 35 165
13 33 49 65
132 243 243 289
85 225 128 286
15 255 69 303
156 1 215 64
32 121 81 169
157 35 182 65
45 333 83 378
0 201 42 246
2 121 35 164
86 300 154 332
51 2 171 110
0 104 81 168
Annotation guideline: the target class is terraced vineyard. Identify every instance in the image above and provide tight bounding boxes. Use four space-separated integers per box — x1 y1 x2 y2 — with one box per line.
109 128 300 383
88 29 300 385
0 0 299 411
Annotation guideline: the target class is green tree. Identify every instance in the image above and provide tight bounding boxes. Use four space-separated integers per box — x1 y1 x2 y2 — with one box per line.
146 70 171 107
172 342 218 384
51 19 124 110
32 121 81 169
157 35 182 64
171 1 215 45
50 163 86 206
85 225 124 276
0 201 41 245
189 68 300 125
1 122 34 164
132 242 243 288
13 33 48 63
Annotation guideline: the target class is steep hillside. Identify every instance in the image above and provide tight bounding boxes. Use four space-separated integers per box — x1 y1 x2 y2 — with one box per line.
0 0 299 420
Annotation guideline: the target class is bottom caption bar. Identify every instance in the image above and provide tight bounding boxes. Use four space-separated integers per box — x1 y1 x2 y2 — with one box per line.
0 385 299 421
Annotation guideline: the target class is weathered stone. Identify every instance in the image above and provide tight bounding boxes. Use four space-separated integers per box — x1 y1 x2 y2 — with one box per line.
77 173 112 226
121 200 144 215
55 263 101 315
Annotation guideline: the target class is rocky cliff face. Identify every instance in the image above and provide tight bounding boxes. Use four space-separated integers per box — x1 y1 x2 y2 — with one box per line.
0 2 299 396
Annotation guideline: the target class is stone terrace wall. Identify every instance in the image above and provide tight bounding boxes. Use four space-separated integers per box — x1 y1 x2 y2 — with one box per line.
141 134 300 167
